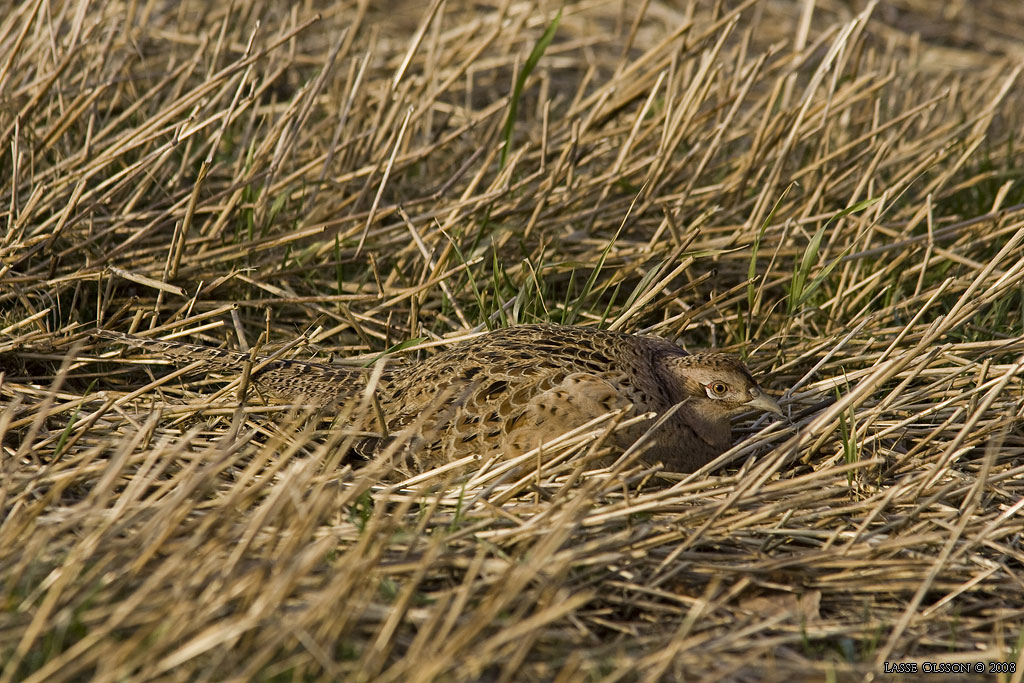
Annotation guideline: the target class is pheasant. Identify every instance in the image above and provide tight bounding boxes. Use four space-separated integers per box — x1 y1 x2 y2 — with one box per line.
96 324 782 472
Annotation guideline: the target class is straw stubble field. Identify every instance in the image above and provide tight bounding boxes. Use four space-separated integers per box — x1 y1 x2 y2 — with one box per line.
2 0 1024 680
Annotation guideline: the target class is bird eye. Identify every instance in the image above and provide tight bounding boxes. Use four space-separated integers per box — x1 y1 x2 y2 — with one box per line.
710 382 728 396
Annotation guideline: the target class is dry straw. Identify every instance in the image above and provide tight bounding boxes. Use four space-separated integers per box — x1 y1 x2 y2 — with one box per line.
2 0 1024 680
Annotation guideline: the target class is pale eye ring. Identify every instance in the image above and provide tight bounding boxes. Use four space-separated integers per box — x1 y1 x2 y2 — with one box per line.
709 381 728 396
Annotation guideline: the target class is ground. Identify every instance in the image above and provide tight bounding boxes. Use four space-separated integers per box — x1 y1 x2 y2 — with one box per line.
1 1 1023 680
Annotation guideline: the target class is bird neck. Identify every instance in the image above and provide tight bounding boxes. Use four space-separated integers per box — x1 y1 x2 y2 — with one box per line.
679 401 732 450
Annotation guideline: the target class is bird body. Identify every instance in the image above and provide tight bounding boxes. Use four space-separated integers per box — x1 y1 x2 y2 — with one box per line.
97 324 781 473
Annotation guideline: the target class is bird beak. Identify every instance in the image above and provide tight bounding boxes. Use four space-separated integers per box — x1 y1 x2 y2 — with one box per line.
745 390 784 416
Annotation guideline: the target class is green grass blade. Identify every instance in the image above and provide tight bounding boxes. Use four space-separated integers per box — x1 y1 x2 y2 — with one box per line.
362 336 429 367
788 197 880 314
500 9 561 169
749 183 795 314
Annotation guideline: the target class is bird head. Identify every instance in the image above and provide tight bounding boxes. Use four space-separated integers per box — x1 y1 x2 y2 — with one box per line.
659 352 783 421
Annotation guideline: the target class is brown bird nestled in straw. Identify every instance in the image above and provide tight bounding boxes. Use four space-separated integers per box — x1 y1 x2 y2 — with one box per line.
96 324 782 473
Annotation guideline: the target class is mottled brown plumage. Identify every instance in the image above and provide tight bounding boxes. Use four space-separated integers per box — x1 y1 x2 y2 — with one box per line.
96 324 782 472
